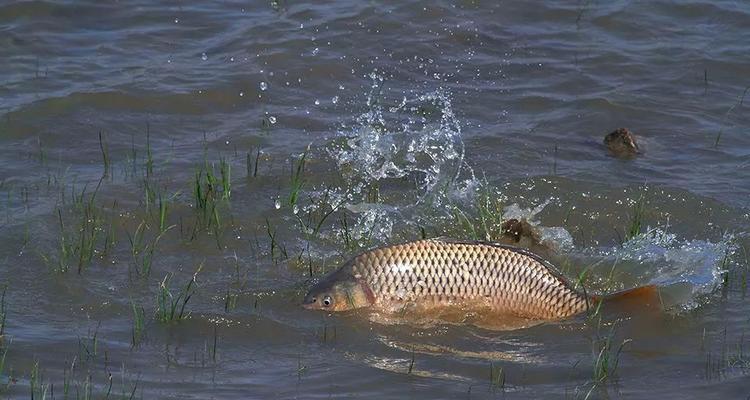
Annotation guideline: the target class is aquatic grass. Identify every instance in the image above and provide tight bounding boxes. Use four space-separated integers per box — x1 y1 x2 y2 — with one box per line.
592 336 631 383
489 362 505 390
246 147 261 178
265 218 287 262
0 341 8 391
224 290 239 312
321 323 337 343
156 264 203 323
705 326 750 380
41 180 108 273
131 301 145 347
624 191 646 243
337 212 380 252
444 182 505 242
193 160 230 235
551 144 558 176
714 86 749 148
126 132 138 179
219 157 231 200
77 322 100 363
294 186 345 237
101 206 117 259
30 360 50 400
288 146 309 208
157 192 170 233
0 284 6 339
99 131 111 179
407 348 416 375
142 178 157 214
740 244 748 297
474 185 505 242
37 137 48 167
581 319 631 399
127 220 172 277
296 354 308 381
145 122 154 179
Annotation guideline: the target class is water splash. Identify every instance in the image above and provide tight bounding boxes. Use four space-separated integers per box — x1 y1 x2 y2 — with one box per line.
587 227 736 304
324 72 471 243
309 73 734 311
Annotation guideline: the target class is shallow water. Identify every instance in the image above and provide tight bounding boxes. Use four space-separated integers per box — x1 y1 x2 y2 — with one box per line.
1 1 750 398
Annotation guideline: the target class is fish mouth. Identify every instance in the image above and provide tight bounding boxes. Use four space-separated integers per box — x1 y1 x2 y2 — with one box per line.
301 302 318 310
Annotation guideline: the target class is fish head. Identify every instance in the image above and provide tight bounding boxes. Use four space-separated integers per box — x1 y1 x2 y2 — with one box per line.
303 274 373 312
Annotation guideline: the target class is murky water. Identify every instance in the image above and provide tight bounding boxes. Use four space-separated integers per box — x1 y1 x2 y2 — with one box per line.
1 1 750 398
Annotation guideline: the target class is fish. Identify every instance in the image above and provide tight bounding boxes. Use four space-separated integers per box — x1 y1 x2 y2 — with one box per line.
302 238 658 321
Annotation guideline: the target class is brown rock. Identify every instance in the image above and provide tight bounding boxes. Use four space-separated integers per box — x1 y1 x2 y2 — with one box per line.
604 128 639 158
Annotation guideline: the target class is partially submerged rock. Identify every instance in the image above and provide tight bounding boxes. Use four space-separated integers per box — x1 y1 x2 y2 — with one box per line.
604 128 639 158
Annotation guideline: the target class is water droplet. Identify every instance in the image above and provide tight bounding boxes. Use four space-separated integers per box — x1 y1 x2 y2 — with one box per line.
201 52 208 61
338 84 345 90
292 205 299 215
174 18 179 23
259 81 268 91
332 96 339 104
274 199 281 209
230 56 235 62
239 91 244 97
314 99 320 105
268 116 277 124
311 47 320 56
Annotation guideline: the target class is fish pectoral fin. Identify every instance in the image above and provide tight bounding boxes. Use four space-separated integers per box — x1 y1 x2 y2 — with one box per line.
598 284 661 311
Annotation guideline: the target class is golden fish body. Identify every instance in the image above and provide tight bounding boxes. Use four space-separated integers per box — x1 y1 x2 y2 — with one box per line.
304 239 590 320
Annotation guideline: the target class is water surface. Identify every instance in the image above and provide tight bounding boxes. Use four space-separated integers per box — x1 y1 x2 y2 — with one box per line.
1 1 750 399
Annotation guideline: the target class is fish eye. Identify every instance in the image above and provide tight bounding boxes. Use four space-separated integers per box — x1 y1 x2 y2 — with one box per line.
322 295 332 307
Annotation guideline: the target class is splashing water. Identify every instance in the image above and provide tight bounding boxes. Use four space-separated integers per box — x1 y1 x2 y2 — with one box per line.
330 74 464 197
324 73 471 243
305 73 735 310
583 227 737 305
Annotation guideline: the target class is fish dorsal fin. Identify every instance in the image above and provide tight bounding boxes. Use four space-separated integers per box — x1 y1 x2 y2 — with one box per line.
427 238 577 290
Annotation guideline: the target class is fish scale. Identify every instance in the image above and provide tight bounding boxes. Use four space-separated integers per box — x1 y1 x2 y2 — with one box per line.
349 239 589 319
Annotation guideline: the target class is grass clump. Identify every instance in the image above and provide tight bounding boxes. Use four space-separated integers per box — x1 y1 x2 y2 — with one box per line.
449 184 505 242
288 146 309 209
0 285 6 340
131 302 145 346
581 319 631 399
624 193 646 242
193 159 231 236
41 181 109 274
489 362 506 390
156 264 202 323
127 220 173 277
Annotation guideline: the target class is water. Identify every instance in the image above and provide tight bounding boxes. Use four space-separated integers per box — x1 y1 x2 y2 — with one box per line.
1 1 750 398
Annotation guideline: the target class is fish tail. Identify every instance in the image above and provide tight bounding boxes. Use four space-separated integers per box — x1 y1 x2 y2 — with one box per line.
591 284 661 310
